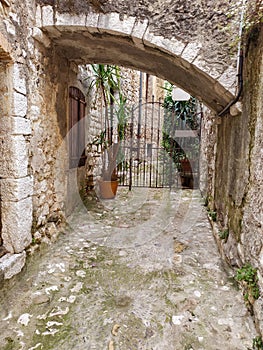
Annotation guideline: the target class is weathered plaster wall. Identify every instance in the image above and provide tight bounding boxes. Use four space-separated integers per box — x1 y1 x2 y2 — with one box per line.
203 23 263 334
240 24 263 334
213 25 263 266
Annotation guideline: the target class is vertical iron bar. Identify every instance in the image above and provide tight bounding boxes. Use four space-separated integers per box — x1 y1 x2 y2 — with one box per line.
156 100 161 187
143 102 148 187
137 72 143 162
169 110 176 189
129 108 134 191
149 95 154 187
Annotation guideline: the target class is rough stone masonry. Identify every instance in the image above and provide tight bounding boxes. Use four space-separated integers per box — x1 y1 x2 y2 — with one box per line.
0 0 262 337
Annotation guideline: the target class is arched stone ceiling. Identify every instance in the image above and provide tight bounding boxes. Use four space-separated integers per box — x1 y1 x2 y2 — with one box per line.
35 2 243 113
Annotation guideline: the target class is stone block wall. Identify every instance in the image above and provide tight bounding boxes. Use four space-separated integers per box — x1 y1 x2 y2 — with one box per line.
0 0 90 278
202 23 263 334
0 0 34 277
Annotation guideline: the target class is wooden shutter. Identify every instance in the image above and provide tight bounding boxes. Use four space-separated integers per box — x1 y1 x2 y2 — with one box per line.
69 87 86 168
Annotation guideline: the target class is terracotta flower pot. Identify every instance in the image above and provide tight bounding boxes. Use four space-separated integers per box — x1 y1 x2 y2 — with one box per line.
98 179 118 199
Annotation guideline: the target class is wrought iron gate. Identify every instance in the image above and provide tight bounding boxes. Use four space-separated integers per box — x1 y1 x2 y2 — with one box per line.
117 100 200 189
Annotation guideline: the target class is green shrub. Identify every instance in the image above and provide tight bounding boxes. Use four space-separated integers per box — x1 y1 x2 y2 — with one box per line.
236 263 260 301
253 336 263 350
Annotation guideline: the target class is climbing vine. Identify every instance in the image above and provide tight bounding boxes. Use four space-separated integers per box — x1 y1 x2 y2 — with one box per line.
225 0 263 55
244 0 263 32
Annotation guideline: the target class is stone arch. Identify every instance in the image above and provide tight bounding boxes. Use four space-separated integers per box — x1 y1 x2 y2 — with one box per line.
36 6 237 114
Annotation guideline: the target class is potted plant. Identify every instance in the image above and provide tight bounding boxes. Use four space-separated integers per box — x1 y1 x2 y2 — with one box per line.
88 64 129 199
161 82 200 188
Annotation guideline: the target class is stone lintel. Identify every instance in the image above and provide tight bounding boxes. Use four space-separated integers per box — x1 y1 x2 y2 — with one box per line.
131 18 148 42
192 56 222 80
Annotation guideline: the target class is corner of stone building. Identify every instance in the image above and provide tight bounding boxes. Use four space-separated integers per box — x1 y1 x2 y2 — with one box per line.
0 19 34 280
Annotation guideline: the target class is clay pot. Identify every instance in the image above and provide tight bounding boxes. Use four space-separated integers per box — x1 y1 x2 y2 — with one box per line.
98 179 118 199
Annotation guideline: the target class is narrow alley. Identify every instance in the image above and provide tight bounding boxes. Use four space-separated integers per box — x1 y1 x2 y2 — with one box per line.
0 188 257 350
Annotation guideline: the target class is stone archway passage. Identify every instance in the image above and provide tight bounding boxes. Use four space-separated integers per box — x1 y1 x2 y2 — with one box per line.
35 6 238 113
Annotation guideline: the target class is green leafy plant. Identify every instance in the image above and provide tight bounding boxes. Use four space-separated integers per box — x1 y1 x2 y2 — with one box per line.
116 93 129 141
224 0 263 54
208 210 217 222
161 82 200 186
236 263 260 301
218 229 229 240
162 82 200 130
253 336 263 350
243 0 263 32
88 64 129 181
203 197 209 207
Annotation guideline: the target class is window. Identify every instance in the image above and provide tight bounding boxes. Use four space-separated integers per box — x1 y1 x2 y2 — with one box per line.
69 86 86 168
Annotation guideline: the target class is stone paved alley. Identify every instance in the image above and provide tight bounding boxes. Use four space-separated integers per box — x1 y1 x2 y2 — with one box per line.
0 188 258 350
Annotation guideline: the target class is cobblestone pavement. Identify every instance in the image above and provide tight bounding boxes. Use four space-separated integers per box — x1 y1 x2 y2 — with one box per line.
0 188 258 350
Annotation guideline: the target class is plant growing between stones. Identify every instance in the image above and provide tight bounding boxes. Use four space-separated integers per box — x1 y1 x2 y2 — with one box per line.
218 229 229 241
225 0 263 54
243 0 263 33
203 196 209 207
235 263 260 302
208 209 217 222
252 336 263 350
